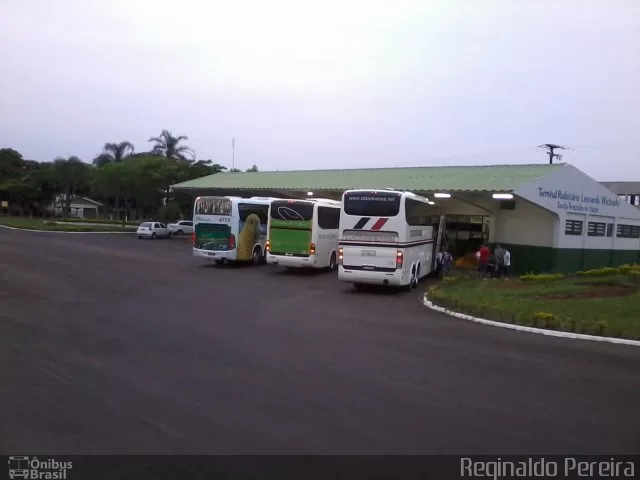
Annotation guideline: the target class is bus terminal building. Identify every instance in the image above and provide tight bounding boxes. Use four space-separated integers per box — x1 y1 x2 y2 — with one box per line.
171 163 640 274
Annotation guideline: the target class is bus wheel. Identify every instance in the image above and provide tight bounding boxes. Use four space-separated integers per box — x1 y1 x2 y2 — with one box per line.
251 247 262 265
328 252 337 271
413 264 421 288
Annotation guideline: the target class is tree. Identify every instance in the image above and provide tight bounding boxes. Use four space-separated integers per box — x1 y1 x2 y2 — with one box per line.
92 161 128 220
52 156 92 217
148 130 194 161
191 160 227 178
93 141 135 167
0 148 25 183
245 164 259 172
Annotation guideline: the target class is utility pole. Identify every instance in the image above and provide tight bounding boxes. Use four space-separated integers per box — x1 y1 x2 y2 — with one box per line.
538 144 568 164
231 137 236 170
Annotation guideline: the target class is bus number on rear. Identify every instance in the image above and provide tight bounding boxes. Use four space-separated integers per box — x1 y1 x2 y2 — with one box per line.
361 250 376 257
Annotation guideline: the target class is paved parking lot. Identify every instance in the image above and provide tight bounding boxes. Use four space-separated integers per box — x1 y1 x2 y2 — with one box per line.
1 228 639 454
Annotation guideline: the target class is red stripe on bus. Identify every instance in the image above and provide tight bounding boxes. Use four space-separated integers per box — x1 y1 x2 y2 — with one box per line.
370 218 388 230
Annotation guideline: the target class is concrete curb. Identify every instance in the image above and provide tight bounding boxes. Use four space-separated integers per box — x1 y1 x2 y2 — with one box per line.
422 293 640 347
0 224 132 234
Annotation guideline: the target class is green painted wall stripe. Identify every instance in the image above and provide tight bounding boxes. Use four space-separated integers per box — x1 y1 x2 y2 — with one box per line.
489 243 639 274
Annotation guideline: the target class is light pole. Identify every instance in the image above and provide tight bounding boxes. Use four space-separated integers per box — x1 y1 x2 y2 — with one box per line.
232 137 236 170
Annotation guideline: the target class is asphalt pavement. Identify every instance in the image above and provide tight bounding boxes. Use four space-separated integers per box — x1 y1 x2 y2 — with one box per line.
1 228 639 454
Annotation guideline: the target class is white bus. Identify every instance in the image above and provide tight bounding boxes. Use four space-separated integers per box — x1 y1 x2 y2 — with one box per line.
192 196 278 265
338 189 442 290
266 198 341 270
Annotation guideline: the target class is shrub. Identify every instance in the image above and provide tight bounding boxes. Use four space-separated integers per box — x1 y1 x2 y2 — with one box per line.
532 312 556 328
441 276 460 284
520 272 565 282
576 267 620 277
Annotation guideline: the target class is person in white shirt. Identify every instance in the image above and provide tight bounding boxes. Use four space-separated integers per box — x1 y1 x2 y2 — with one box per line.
502 249 511 278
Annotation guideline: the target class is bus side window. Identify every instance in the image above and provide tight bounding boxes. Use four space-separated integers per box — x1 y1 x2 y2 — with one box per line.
405 198 431 226
239 203 269 224
318 206 340 229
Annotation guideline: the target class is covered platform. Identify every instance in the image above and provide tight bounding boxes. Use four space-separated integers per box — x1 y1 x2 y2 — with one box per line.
172 163 640 273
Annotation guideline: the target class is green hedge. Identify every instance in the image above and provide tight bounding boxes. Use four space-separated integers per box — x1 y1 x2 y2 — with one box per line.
57 217 139 226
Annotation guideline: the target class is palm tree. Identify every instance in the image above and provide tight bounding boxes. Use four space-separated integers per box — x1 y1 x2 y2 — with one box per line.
148 130 194 161
93 141 135 167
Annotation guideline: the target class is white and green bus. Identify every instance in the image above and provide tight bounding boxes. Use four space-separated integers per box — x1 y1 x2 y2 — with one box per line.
192 196 278 265
266 198 341 270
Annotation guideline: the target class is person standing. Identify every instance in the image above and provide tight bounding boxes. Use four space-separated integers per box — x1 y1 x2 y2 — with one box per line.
442 249 453 276
493 244 505 278
502 248 511 279
435 250 444 277
477 244 491 279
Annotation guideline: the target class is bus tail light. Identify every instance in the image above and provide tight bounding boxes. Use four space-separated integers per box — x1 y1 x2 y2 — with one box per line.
309 243 316 255
338 247 343 264
191 232 196 244
396 250 404 269
229 234 236 250
265 239 271 253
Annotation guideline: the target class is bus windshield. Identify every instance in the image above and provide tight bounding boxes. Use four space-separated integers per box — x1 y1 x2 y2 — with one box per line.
195 197 232 216
343 191 401 217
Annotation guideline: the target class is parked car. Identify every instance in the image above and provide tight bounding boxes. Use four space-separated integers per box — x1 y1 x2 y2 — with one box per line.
168 220 194 236
137 222 171 239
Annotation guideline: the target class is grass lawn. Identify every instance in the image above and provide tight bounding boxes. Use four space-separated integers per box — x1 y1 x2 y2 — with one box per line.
0 216 132 232
427 273 640 340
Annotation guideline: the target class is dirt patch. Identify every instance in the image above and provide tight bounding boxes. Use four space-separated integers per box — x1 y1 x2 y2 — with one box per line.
531 286 636 300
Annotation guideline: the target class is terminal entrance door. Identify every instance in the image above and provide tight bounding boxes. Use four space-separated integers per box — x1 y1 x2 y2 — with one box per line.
444 215 490 258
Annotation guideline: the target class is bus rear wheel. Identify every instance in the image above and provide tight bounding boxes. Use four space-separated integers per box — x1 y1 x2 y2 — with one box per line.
251 247 262 265
327 252 337 271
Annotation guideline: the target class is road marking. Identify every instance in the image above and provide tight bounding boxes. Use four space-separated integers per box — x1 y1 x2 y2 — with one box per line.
423 293 640 347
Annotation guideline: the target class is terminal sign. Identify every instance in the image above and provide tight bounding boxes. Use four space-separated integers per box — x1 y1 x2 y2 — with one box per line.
537 187 620 214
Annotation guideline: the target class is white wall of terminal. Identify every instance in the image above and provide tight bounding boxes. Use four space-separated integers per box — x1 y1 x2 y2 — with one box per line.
514 164 640 252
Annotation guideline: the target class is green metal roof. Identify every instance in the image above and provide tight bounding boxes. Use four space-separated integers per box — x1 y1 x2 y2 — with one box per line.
171 163 564 193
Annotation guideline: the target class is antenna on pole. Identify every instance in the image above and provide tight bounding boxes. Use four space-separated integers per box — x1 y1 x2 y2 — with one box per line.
538 144 568 164
231 137 236 170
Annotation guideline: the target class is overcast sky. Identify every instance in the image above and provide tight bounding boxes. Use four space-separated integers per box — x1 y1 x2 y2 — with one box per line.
1 0 638 180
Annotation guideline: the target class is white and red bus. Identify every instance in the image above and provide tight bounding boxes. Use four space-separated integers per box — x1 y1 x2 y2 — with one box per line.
337 189 442 290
